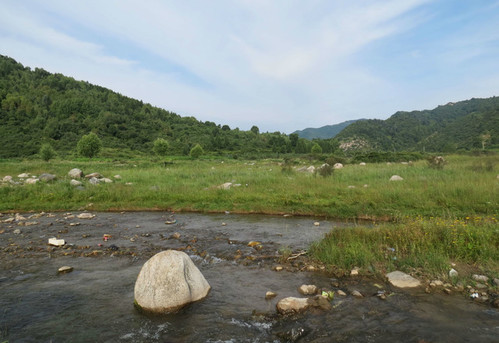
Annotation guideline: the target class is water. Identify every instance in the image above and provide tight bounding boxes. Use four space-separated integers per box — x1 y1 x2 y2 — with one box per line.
0 212 497 342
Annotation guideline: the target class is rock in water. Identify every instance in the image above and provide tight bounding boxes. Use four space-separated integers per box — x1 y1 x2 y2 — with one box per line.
134 250 211 313
386 271 421 288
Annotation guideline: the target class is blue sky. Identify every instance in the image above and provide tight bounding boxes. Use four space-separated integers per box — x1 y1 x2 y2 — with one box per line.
1 0 498 133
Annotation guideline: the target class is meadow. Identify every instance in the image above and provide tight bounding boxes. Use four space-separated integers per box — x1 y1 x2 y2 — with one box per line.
1 154 498 279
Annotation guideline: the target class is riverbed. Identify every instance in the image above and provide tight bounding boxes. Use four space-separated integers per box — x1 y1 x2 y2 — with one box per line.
0 212 498 342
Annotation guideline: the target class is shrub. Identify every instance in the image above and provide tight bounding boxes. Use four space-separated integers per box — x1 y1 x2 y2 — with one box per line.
153 138 169 156
77 133 102 158
317 163 333 177
189 144 204 159
40 143 56 161
427 155 446 169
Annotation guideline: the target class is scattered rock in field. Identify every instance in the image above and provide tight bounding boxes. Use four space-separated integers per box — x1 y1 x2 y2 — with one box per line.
77 213 95 219
333 163 343 169
68 168 84 179
306 166 316 173
18 173 29 178
114 175 122 180
298 284 318 295
70 180 82 187
336 290 347 296
350 267 360 276
359 162 366 166
218 182 232 190
472 274 489 283
58 266 74 274
134 250 211 313
88 177 100 185
25 178 38 184
39 173 56 182
389 175 403 181
2 176 13 182
386 271 421 288
347 185 356 189
351 290 363 298
13 228 21 234
48 237 65 246
101 178 113 183
85 172 102 179
265 291 277 300
449 268 458 278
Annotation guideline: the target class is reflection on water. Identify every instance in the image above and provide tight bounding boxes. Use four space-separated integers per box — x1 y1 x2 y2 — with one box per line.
0 212 497 342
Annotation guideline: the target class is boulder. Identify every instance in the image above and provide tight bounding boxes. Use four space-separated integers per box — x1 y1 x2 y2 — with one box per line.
25 178 39 184
306 166 315 173
219 182 232 190
2 175 13 182
134 250 211 313
88 177 100 185
298 285 318 295
333 163 343 169
386 271 421 288
39 173 56 182
58 266 74 274
68 168 84 179
77 213 95 219
449 268 458 278
359 162 366 166
276 297 310 314
85 172 102 179
101 178 113 183
389 175 403 181
18 173 29 178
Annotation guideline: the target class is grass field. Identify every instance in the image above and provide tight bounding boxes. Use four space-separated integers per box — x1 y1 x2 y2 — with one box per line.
1 154 498 279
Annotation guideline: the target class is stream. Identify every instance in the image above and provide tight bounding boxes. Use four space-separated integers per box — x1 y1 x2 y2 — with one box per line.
0 212 498 342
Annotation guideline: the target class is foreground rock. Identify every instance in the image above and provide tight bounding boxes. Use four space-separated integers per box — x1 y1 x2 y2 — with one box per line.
39 173 56 182
386 271 421 288
276 295 331 314
68 168 84 179
134 250 211 313
389 175 403 181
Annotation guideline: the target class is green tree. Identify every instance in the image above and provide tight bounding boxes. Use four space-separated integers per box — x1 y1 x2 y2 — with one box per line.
40 143 56 161
153 138 170 156
77 132 102 158
311 142 323 155
250 125 260 135
189 143 204 158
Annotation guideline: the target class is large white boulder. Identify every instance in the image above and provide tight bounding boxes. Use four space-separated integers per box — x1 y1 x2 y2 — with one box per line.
134 250 211 313
333 163 343 169
389 175 404 181
68 168 84 179
386 271 421 288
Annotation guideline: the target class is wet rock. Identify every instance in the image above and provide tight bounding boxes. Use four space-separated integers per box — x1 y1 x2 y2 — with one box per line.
134 250 211 313
298 284 318 295
493 299 499 308
265 291 277 300
444 288 452 295
3 217 15 223
13 228 21 235
77 213 95 219
68 168 84 179
275 266 283 272
276 297 309 314
247 241 261 247
389 175 403 181
171 232 181 239
336 290 347 296
351 290 363 298
39 173 56 182
15 213 26 221
386 271 421 288
70 180 83 187
24 221 38 226
472 274 489 283
276 327 309 342
48 238 65 246
58 266 73 274
449 268 458 278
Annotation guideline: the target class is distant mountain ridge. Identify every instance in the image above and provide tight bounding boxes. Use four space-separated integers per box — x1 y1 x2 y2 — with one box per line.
293 119 362 139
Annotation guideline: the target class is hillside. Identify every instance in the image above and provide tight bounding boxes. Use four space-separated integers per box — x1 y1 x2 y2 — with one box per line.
292 119 361 139
335 98 499 152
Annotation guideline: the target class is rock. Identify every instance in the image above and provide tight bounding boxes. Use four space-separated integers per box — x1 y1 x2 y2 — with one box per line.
493 278 499 287
276 327 309 342
313 222 320 226
171 232 181 239
449 268 458 278
68 168 84 179
306 166 315 173
134 250 211 313
101 178 113 183
308 295 332 311
2 176 13 182
18 173 29 178
298 284 318 295
25 178 38 184
85 172 102 179
48 238 65 246
386 271 421 288
472 274 489 283
475 283 488 290
219 182 232 190
389 175 403 181
336 290 347 296
265 291 277 300
114 175 122 180
350 267 360 276
351 290 363 298
70 180 83 187
443 288 452 294
347 185 356 189
15 213 26 221
39 173 56 182
276 297 310 314
493 299 499 308
13 228 21 234
275 266 283 272
58 266 73 274
359 162 366 166
77 213 95 219
24 221 38 226
3 217 15 223
247 241 261 247
430 280 444 287
88 177 100 185
332 163 342 170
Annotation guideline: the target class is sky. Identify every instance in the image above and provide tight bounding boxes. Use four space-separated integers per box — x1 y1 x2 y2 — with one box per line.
1 0 498 133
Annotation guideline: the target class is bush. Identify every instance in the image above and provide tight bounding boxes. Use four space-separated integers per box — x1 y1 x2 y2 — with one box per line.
77 132 102 158
189 144 204 159
153 138 169 156
427 155 446 169
317 163 333 177
40 143 56 161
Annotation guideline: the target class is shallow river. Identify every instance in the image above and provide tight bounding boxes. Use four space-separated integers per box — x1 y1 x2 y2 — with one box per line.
0 212 497 342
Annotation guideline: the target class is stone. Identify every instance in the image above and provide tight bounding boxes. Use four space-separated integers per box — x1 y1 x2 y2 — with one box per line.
85 172 102 179
430 280 444 287
58 266 74 274
101 178 113 183
449 268 458 278
114 175 122 180
88 177 100 185
359 162 366 166
493 278 499 287
298 284 318 295
389 175 403 181
265 291 277 300
77 213 95 219
336 290 347 296
313 222 320 226
134 250 211 313
15 213 26 221
48 238 65 246
39 173 56 182
275 266 283 272
13 228 21 234
386 271 421 288
247 241 261 247
2 175 13 182
350 267 360 276
276 297 310 314
493 299 499 308
472 274 489 283
25 178 38 184
18 173 29 178
351 290 363 298
306 166 315 173
70 180 83 187
219 182 232 190
68 168 84 179
333 163 343 169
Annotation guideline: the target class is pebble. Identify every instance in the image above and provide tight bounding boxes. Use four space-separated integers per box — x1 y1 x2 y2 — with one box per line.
13 228 21 234
336 290 347 296
313 222 320 226
472 274 489 283
265 291 277 300
275 266 283 272
351 290 363 298
449 268 458 278
350 267 360 276
58 266 74 274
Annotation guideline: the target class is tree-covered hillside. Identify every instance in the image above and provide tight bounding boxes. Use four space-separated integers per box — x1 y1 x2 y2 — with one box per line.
335 98 499 152
0 55 324 158
293 119 362 140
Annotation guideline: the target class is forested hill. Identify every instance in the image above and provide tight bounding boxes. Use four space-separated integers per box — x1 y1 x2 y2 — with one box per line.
335 97 499 152
293 119 362 140
0 55 320 158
